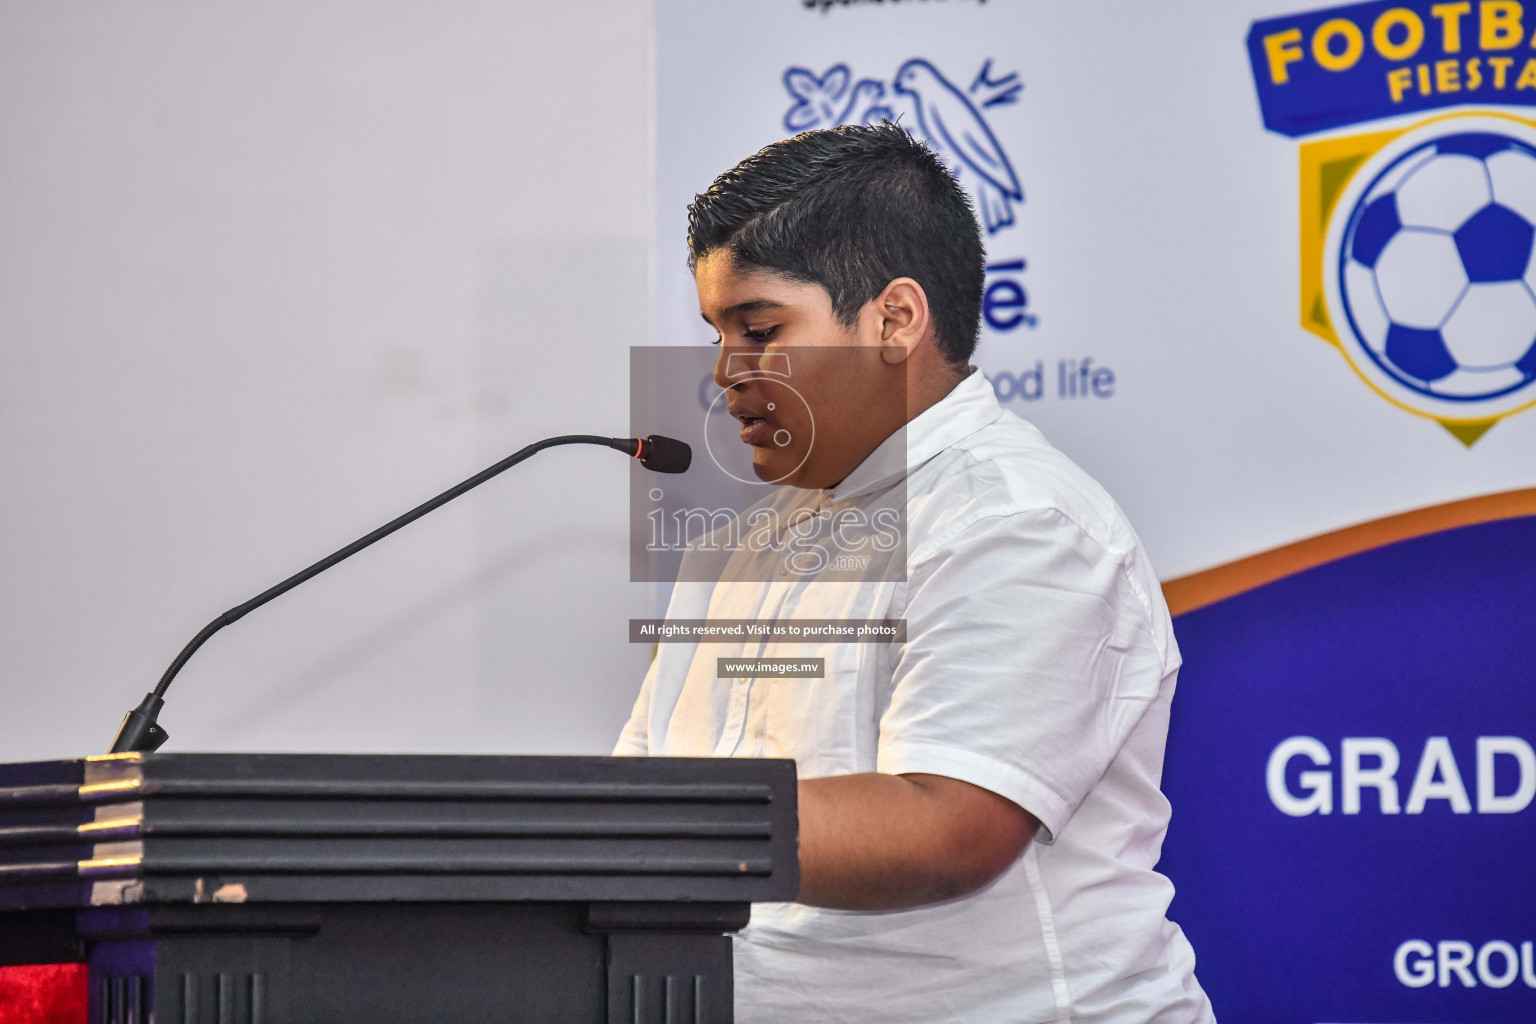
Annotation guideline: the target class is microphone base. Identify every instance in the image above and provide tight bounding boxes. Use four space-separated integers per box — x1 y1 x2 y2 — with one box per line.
109 693 170 753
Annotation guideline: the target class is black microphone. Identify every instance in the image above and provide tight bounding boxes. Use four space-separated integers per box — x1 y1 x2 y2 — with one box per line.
632 434 691 474
109 433 691 753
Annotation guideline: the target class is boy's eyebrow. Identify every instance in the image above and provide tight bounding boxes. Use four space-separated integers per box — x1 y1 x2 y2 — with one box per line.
701 298 787 324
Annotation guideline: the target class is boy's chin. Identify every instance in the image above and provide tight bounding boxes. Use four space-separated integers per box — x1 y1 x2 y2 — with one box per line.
750 449 802 485
750 454 782 483
751 452 827 489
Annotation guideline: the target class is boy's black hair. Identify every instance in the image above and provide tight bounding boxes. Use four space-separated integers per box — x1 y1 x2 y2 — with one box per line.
687 123 984 366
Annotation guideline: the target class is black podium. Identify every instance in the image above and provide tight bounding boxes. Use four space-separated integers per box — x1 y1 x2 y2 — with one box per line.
0 753 798 1024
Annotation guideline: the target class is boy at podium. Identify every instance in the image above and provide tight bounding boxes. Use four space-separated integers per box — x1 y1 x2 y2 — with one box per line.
616 124 1214 1024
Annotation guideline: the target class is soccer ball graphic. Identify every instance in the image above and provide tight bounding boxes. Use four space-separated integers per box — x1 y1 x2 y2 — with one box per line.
1339 130 1536 406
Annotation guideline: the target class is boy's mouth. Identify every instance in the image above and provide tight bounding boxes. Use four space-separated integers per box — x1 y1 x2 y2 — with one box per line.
736 413 772 446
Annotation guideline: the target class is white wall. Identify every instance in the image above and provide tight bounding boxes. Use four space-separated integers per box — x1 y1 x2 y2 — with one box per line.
0 0 656 761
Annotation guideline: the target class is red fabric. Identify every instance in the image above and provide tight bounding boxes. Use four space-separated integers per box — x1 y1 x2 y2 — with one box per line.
0 964 88 1024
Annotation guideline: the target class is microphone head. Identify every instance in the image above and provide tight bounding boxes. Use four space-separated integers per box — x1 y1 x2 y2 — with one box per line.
640 435 692 474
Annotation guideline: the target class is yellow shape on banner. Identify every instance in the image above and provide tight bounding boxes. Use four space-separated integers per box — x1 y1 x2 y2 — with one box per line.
1297 111 1536 446
1441 418 1497 446
1298 127 1399 350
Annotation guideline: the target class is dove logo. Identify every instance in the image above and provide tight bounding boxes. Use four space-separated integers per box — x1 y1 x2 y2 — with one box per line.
894 59 1023 235
782 58 1024 235
782 66 892 131
781 57 1037 333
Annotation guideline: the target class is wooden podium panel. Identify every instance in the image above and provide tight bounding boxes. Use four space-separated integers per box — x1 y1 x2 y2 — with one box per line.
0 753 798 1024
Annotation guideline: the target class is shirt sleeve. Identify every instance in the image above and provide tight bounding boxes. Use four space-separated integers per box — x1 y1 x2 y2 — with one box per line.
612 652 659 756
875 508 1166 842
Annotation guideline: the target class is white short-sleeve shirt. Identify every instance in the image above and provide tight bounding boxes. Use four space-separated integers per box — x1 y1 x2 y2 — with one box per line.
616 371 1214 1024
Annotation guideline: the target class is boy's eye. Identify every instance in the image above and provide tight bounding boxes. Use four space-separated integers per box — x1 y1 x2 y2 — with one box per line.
743 325 779 343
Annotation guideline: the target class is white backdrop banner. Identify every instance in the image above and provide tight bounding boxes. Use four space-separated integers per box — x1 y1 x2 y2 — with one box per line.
654 0 1536 578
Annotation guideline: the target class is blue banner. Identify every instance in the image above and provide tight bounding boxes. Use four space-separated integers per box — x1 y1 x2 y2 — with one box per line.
1249 0 1536 136
1160 513 1536 1021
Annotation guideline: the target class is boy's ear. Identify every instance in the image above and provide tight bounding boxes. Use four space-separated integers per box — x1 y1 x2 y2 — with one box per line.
872 278 931 366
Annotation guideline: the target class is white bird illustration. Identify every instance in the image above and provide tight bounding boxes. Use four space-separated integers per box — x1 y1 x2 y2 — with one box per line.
893 59 1024 233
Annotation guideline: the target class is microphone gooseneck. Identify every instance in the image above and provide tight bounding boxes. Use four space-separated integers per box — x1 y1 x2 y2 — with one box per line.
109 433 691 753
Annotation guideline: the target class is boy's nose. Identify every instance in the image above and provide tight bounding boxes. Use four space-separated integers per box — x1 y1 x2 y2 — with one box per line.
713 347 762 388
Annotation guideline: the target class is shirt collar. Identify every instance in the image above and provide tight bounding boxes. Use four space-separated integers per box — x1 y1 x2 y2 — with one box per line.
826 368 1003 503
